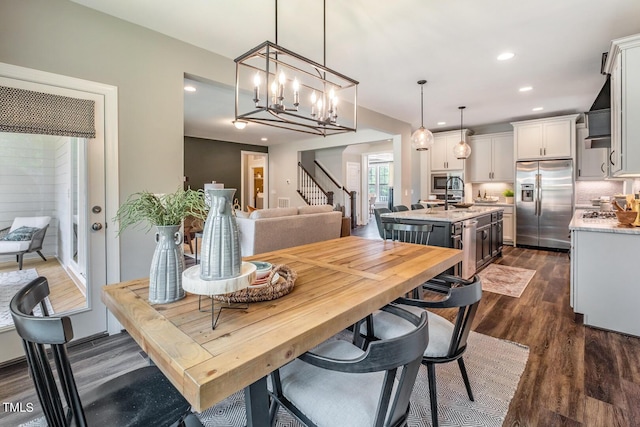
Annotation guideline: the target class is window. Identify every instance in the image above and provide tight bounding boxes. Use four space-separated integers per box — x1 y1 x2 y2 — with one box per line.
368 163 391 202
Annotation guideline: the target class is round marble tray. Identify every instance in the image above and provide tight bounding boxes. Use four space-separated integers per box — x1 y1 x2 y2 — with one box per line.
182 262 257 296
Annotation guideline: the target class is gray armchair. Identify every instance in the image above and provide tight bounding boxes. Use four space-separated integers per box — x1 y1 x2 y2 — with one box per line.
0 216 51 269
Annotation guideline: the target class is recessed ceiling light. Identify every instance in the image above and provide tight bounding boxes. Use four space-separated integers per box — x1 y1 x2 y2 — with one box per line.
497 52 515 61
532 107 544 111
261 137 268 141
184 85 196 92
519 86 533 92
437 122 446 126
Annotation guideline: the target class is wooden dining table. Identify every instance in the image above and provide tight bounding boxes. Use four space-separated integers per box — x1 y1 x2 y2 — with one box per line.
101 236 462 426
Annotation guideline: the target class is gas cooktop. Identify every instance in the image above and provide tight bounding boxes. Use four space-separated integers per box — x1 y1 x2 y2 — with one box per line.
581 211 617 220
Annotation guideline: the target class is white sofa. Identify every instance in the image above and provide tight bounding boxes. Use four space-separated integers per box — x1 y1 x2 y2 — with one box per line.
236 205 342 256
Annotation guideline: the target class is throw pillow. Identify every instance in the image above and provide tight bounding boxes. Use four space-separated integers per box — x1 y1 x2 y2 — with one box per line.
0 226 41 241
247 205 258 213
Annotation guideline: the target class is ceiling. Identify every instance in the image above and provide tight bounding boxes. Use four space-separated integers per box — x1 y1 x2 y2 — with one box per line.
72 0 640 146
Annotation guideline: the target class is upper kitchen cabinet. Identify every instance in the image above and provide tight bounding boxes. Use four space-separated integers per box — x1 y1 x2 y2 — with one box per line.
430 129 471 171
512 114 579 160
576 123 608 180
469 132 514 182
604 33 640 177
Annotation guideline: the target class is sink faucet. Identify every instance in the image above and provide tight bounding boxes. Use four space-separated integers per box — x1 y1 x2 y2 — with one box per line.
444 176 465 211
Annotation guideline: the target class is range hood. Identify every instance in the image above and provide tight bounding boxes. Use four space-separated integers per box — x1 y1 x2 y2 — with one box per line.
584 75 611 149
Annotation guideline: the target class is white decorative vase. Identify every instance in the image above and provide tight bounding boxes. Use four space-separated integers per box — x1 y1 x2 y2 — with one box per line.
200 188 242 280
505 196 514 204
149 225 185 304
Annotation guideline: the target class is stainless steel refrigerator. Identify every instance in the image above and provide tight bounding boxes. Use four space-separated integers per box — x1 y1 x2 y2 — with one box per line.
516 159 573 250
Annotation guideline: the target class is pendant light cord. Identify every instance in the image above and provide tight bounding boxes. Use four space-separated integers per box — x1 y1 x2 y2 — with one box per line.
323 0 326 66
421 84 424 127
275 0 278 44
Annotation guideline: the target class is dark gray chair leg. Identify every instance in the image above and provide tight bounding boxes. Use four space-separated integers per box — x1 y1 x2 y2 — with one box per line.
37 250 47 262
427 363 439 427
457 357 474 401
17 254 23 270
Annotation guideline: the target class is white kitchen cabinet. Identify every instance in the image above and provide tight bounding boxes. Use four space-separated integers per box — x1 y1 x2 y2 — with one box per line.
571 228 640 337
469 132 513 182
512 114 579 160
604 33 640 177
430 129 471 171
502 206 514 245
576 123 608 180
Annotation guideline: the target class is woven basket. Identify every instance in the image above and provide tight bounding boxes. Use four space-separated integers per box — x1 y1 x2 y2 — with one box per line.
212 264 297 303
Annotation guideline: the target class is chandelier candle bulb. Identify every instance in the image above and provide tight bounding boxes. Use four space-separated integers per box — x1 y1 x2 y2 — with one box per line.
293 78 300 106
253 73 260 104
278 71 285 101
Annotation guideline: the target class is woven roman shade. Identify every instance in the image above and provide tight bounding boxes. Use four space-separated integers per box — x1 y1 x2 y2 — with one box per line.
0 85 95 138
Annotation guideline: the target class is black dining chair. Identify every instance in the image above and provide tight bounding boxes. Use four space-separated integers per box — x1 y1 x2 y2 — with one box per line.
10 276 203 427
383 222 433 245
361 274 482 427
392 205 409 212
268 305 429 427
374 207 392 239
411 203 425 210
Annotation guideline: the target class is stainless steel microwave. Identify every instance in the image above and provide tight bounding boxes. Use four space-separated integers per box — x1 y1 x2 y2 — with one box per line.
431 173 463 194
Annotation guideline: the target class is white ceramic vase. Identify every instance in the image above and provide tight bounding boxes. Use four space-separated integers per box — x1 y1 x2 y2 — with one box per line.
149 225 186 304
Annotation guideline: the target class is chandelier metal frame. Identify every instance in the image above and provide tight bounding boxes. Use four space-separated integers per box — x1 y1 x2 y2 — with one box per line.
234 0 358 137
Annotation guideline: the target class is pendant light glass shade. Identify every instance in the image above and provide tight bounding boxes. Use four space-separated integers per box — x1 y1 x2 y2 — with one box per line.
411 80 434 151
411 126 435 151
453 106 471 159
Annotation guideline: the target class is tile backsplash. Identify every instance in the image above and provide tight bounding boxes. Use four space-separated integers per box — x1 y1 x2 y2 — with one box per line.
468 182 514 203
575 181 624 205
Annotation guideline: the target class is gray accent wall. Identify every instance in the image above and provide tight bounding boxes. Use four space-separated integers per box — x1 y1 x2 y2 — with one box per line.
184 136 267 193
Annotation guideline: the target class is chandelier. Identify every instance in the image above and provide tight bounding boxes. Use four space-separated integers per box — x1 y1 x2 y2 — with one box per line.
234 0 358 137
453 106 471 159
410 80 434 151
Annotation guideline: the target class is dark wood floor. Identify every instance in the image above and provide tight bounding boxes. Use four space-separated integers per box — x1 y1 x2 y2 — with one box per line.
2 220 640 426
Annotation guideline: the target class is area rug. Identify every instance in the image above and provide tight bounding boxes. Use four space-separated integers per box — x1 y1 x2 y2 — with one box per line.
478 264 536 298
196 330 529 427
0 268 52 329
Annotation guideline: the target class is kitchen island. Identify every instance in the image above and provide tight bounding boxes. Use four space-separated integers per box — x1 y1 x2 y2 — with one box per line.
569 210 640 337
382 206 504 277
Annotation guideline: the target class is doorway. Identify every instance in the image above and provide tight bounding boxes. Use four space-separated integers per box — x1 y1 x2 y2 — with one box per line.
241 151 268 211
0 63 119 364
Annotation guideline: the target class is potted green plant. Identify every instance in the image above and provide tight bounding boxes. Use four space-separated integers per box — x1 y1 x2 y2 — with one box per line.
503 189 514 204
114 188 207 304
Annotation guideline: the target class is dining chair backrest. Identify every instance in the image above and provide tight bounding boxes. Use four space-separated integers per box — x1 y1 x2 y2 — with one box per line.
398 274 482 358
383 222 433 245
374 207 392 239
392 205 409 212
411 203 425 210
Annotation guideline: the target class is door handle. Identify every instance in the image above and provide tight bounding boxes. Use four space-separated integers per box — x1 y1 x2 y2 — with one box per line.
91 222 103 231
610 150 615 166
601 162 605 173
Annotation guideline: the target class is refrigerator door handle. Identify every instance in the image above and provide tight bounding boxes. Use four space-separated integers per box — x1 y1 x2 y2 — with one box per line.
537 173 542 216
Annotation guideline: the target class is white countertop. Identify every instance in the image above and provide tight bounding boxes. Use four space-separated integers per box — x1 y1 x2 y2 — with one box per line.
382 206 504 223
569 210 640 235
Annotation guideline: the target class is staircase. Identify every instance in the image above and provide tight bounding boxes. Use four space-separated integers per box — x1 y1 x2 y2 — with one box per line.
297 162 333 205
297 161 357 229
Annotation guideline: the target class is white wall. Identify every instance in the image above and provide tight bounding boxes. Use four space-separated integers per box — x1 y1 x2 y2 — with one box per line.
0 132 59 263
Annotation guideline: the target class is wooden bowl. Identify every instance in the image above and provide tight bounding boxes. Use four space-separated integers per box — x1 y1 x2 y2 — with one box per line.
615 211 638 225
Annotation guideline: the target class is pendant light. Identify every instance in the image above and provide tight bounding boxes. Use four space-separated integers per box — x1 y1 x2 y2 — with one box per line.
453 106 471 159
410 80 434 151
